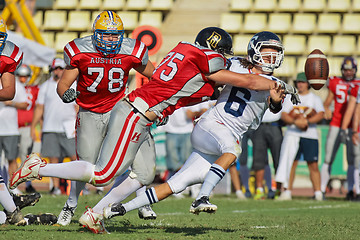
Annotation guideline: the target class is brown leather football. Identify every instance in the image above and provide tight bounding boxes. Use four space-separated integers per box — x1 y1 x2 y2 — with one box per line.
305 49 329 90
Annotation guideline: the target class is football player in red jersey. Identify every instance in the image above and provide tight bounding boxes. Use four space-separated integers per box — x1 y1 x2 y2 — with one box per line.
55 11 156 226
321 57 360 200
0 15 27 226
10 26 298 233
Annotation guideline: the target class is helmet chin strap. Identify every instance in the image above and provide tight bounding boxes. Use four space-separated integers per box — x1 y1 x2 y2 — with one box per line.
261 65 275 73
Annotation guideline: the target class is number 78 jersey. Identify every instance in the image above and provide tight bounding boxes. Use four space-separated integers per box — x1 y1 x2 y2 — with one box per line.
206 58 276 141
64 35 149 113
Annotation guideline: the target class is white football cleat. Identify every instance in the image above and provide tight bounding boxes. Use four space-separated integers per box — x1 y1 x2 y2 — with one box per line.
138 205 157 220
103 203 126 219
189 196 217 215
235 190 247 200
275 191 292 201
79 207 108 234
10 153 46 190
57 203 76 226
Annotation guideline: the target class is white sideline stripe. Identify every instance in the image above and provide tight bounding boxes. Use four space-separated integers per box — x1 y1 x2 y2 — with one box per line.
232 203 350 214
149 204 350 217
307 54 327 59
251 225 285 229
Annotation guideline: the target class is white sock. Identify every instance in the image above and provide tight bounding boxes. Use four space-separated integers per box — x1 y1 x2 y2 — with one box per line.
196 163 226 200
257 187 264 193
0 181 16 213
66 181 86 208
320 163 330 192
314 190 322 196
0 211 6 224
39 161 94 182
136 186 147 196
123 187 158 213
355 169 360 194
92 175 141 213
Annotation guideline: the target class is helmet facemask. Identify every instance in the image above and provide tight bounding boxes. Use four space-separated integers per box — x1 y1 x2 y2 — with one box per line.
250 41 284 73
94 29 124 56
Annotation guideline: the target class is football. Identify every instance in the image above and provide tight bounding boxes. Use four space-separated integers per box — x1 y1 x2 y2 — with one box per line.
289 107 316 119
303 107 316 119
289 108 301 119
304 49 329 90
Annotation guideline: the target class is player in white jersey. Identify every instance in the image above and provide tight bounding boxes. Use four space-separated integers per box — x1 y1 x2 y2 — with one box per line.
101 31 296 218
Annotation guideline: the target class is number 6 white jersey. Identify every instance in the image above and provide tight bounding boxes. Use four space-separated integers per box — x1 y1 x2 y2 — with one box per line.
205 57 279 141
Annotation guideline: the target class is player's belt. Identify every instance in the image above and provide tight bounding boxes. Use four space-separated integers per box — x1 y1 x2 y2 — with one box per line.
261 121 280 127
124 98 152 122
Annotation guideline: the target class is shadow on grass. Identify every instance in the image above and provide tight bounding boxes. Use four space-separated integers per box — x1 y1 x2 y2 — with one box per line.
103 219 237 236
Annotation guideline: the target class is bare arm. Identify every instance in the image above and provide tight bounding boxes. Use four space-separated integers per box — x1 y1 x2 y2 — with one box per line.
4 101 28 110
323 90 334 120
57 66 79 99
352 103 360 145
134 61 155 79
0 72 15 101
341 95 356 130
206 69 277 91
281 111 296 125
308 111 324 125
31 103 44 141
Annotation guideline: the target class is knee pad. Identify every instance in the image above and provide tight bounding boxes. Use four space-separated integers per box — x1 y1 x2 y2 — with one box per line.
129 166 156 186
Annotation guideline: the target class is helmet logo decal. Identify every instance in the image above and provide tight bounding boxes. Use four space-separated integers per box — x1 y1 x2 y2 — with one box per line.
207 31 222 49
99 16 122 30
344 59 354 69
0 19 5 29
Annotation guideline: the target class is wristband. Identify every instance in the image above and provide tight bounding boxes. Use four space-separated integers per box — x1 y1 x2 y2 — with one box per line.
269 98 282 113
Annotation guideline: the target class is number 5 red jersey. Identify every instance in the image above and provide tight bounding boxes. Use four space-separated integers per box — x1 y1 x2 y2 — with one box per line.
128 41 227 118
64 35 149 113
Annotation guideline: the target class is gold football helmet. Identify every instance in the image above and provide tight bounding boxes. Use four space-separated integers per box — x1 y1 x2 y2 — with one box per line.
0 16 7 54
92 11 124 55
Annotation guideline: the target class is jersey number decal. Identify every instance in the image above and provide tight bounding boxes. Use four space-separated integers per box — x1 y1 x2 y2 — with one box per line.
157 51 185 81
224 87 251 117
87 67 125 93
335 85 348 104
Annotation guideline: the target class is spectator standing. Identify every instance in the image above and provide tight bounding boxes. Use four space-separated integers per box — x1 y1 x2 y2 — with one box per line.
30 58 77 196
252 109 283 200
275 72 324 201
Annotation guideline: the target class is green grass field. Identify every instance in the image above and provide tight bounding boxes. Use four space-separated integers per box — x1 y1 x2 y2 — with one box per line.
1 192 359 240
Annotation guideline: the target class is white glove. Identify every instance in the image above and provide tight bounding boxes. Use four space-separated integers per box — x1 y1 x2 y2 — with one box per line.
277 80 301 105
155 116 169 126
62 89 80 103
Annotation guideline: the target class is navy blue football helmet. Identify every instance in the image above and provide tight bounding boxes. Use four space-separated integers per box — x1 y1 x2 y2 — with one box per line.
247 31 284 73
195 27 233 56
341 56 357 81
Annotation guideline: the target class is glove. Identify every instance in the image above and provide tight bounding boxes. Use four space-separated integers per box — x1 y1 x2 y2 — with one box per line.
339 129 349 144
277 80 301 105
62 88 80 103
155 116 169 127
